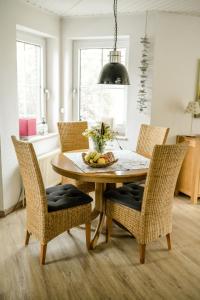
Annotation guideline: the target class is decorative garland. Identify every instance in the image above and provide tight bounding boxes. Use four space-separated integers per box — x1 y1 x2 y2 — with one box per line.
137 12 151 112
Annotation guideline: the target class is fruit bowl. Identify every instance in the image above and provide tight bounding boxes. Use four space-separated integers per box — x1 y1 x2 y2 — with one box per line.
82 151 118 168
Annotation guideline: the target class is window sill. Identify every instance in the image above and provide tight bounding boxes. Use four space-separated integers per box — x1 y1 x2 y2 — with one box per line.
19 133 127 143
20 132 58 143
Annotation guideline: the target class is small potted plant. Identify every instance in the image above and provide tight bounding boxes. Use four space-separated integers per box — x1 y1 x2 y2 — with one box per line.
83 122 116 153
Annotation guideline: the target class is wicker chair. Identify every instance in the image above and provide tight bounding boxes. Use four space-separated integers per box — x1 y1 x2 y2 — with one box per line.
136 124 170 158
105 143 188 264
57 121 95 193
12 136 92 265
123 124 170 189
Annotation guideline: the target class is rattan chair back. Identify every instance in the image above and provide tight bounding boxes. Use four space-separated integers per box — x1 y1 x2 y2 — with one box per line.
12 136 47 215
57 121 89 152
136 124 169 158
141 143 188 240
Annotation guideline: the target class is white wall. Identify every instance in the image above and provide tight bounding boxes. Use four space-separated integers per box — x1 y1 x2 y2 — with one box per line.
152 13 200 143
0 0 60 210
62 12 200 147
61 14 155 149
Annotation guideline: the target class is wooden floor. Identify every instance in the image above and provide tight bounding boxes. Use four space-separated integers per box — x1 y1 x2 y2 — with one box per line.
0 196 200 300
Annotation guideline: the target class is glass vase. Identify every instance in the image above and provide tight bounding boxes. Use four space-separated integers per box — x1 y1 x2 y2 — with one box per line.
93 140 106 153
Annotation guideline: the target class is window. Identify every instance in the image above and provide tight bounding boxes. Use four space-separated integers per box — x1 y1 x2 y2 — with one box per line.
73 40 129 135
16 32 46 123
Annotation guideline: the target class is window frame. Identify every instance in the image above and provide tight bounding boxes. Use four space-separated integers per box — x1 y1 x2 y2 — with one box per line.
16 31 46 124
72 38 129 136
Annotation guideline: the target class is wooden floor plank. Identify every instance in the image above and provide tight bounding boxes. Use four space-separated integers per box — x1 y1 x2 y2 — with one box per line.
0 196 200 299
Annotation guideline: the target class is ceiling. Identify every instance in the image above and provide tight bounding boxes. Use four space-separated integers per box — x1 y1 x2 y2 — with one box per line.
21 0 200 17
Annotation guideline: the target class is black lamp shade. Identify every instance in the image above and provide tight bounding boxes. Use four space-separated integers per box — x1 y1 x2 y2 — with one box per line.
98 62 130 85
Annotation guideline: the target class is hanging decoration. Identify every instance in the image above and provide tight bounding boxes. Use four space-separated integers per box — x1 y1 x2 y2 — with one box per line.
137 12 151 112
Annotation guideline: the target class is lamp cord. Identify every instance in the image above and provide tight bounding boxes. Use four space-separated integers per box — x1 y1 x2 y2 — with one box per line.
144 11 148 37
113 0 118 51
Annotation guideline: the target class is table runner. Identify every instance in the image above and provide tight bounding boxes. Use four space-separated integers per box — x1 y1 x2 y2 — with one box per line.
64 150 150 173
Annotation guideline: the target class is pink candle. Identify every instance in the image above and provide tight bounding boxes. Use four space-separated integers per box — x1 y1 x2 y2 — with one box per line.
19 118 36 137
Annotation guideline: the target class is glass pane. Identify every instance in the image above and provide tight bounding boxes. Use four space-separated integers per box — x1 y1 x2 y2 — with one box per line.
102 48 112 65
80 86 126 128
79 47 127 134
80 49 102 86
17 41 41 122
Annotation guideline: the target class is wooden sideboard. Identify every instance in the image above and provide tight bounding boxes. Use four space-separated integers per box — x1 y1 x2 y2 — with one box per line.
176 135 200 204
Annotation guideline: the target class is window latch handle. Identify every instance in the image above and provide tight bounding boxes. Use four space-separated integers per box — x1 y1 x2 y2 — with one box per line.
72 88 77 95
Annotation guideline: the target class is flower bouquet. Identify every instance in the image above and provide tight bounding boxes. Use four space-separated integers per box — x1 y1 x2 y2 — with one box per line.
82 122 116 153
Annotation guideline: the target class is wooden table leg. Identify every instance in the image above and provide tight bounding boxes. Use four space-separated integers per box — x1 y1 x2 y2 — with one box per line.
91 208 100 220
90 182 106 249
90 212 105 249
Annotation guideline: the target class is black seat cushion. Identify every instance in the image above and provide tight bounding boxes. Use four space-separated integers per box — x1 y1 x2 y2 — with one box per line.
46 184 93 212
104 183 144 212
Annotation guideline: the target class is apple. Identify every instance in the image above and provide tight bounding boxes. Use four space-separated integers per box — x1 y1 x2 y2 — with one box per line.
97 158 106 164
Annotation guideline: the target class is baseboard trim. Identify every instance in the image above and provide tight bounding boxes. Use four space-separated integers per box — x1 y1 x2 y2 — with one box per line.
0 211 5 217
0 200 24 218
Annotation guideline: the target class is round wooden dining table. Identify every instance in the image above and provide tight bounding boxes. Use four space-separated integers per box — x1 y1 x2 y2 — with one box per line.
51 151 148 249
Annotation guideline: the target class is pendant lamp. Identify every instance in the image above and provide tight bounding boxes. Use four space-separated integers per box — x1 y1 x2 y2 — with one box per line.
98 0 130 85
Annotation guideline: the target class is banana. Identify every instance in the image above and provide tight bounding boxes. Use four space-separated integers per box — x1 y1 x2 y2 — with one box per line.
93 153 101 162
84 154 90 162
90 151 97 159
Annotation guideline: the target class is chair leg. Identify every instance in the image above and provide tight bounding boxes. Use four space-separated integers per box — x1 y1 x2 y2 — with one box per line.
106 217 112 243
85 223 91 250
25 230 31 246
139 244 146 264
166 233 172 250
40 244 47 265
